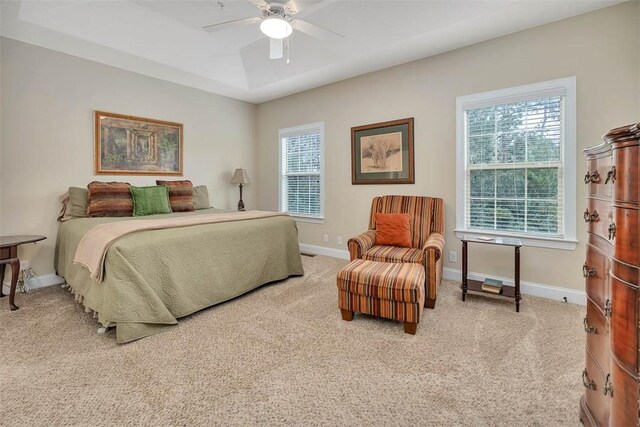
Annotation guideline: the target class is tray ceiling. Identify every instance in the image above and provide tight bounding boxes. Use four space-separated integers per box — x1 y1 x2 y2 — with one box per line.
0 0 624 103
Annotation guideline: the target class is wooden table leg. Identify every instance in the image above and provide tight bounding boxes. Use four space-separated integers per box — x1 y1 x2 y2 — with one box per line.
0 263 5 298
8 258 20 311
0 257 20 310
515 246 521 313
461 240 468 302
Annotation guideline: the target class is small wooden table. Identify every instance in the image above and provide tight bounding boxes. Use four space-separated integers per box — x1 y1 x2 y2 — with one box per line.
460 235 522 312
0 235 46 310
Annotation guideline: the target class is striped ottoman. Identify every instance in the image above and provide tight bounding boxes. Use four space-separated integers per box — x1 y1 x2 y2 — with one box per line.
336 259 426 334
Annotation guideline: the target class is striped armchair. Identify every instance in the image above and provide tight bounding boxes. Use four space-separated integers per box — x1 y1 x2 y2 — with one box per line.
347 195 445 309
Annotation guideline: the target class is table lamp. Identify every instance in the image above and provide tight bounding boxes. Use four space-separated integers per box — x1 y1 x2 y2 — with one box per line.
231 168 249 211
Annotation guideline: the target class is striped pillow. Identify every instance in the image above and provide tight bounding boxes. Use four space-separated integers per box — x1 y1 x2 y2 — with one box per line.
155 180 195 212
87 181 133 217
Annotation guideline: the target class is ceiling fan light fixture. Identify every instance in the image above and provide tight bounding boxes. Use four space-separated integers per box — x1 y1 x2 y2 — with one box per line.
260 17 292 39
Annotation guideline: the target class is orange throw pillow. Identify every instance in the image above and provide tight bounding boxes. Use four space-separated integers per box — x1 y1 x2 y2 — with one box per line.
375 213 412 248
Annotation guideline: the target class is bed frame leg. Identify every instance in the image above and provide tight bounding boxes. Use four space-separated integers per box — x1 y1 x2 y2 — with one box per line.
97 326 110 334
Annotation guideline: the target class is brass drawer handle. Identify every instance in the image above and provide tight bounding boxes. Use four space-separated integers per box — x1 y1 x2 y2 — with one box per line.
582 369 596 390
582 264 596 278
608 223 616 240
605 166 616 184
584 170 601 184
603 373 613 397
604 299 612 318
583 316 597 334
583 209 599 223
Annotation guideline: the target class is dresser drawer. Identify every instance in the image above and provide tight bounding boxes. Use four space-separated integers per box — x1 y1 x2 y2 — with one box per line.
611 259 638 288
610 359 638 427
612 206 639 266
613 145 638 204
588 231 612 255
585 298 609 373
585 197 614 242
610 276 638 374
586 156 613 199
583 353 610 427
585 243 610 310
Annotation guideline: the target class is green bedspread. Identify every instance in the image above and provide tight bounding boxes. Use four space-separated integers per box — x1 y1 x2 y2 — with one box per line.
55 209 304 343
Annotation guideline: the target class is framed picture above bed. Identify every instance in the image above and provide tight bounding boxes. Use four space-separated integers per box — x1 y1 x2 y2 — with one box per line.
94 111 183 176
351 117 415 185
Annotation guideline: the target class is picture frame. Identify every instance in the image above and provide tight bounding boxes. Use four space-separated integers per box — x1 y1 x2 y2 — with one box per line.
95 111 183 175
351 117 414 184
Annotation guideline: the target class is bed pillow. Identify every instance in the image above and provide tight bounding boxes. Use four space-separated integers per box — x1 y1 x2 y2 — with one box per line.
374 213 412 248
192 185 212 210
130 185 172 216
87 181 133 217
69 187 89 217
156 180 195 212
57 187 89 221
57 191 71 222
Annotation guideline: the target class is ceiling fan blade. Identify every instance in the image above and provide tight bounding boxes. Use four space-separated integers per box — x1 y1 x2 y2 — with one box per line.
247 0 270 10
202 16 261 32
292 0 339 20
291 19 343 42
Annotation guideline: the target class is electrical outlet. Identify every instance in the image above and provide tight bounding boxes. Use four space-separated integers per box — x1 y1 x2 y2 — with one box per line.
449 251 457 263
323 234 329 243
337 236 343 246
20 260 29 271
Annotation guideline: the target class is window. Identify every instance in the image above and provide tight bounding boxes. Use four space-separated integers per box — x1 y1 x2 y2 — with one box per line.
279 122 324 221
456 77 577 250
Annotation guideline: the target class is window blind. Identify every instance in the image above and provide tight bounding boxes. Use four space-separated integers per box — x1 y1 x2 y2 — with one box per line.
281 128 322 217
465 96 564 236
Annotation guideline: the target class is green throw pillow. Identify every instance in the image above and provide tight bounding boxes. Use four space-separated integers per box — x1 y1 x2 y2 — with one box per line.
130 185 173 216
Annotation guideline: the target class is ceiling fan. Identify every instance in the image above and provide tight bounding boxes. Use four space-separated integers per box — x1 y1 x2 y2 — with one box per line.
203 0 343 62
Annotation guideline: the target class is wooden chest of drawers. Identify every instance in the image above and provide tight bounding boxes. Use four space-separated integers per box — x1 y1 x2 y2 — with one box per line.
581 122 640 427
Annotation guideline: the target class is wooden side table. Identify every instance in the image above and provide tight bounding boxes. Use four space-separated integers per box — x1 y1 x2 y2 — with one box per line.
0 235 46 310
460 235 522 312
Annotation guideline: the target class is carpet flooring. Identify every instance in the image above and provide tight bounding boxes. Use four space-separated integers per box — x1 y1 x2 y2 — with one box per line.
0 255 584 426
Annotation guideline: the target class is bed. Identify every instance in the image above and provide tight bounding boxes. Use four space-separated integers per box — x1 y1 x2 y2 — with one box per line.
55 208 304 343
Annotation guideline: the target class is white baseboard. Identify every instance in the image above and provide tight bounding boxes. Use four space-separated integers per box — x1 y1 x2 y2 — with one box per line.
2 274 66 294
443 267 586 306
300 243 349 260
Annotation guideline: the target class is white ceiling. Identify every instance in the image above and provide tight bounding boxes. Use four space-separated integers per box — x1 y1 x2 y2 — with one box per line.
0 0 625 103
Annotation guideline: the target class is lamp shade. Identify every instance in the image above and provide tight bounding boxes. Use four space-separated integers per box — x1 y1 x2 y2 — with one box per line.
260 17 293 39
231 168 250 185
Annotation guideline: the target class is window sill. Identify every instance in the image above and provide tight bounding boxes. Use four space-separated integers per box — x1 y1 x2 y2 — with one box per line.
291 215 325 224
454 229 578 251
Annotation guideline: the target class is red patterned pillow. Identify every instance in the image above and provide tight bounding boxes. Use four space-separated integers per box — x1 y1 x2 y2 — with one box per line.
155 180 195 212
86 181 133 217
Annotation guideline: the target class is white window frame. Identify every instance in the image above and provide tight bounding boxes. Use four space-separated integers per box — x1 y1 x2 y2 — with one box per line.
278 122 325 223
455 77 577 250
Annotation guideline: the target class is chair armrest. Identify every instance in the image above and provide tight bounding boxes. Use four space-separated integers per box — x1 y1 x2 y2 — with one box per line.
421 232 444 262
347 230 376 261
422 232 445 303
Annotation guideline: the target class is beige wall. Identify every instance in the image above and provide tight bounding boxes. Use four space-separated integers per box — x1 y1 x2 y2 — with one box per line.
256 2 640 292
0 38 257 277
